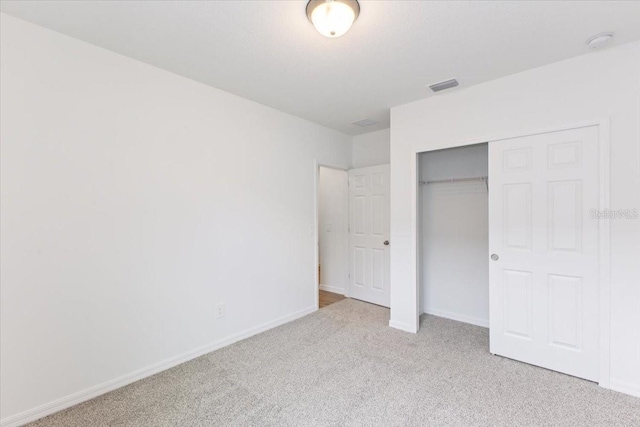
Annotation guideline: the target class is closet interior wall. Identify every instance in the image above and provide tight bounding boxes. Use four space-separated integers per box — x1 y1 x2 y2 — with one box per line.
419 143 490 327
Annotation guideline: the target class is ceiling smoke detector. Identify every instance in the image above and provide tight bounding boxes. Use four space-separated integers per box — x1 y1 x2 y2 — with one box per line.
351 118 377 127
587 32 614 49
428 78 459 93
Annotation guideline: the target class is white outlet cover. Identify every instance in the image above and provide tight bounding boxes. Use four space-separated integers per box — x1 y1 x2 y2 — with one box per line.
215 303 225 318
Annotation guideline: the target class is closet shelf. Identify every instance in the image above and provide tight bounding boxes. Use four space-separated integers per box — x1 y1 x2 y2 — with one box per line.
419 176 488 185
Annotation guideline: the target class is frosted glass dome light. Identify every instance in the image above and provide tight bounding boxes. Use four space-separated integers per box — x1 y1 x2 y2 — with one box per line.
306 0 360 38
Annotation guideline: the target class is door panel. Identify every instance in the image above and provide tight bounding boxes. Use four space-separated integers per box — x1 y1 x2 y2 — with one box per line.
349 165 390 307
489 126 599 382
503 183 532 249
503 269 532 339
548 274 582 350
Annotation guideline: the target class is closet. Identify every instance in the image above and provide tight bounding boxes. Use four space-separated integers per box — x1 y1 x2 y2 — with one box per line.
418 143 489 327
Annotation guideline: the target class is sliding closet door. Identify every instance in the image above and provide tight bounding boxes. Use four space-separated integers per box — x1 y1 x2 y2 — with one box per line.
489 126 600 381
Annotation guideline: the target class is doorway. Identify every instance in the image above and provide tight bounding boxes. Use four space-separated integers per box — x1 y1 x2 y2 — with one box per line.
315 163 391 309
317 165 349 308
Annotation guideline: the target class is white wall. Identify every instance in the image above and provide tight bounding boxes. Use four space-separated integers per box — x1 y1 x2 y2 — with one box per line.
420 145 489 327
318 167 348 294
390 40 640 397
351 128 390 168
0 14 351 424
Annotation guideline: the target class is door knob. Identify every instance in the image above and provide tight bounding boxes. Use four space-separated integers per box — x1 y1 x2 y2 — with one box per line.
384 240 390 246
491 254 499 261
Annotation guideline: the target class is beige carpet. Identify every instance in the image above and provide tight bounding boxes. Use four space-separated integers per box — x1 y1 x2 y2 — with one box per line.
29 299 640 426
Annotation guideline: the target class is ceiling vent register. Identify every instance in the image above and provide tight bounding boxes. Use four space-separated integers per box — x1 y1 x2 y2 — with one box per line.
429 79 459 92
351 118 378 127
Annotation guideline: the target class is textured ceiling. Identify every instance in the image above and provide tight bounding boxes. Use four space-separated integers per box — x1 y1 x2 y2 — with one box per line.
2 1 640 135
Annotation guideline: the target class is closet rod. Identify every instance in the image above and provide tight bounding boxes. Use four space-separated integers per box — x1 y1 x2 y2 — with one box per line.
419 176 488 185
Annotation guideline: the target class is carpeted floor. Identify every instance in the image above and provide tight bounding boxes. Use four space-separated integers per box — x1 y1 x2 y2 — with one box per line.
29 299 640 426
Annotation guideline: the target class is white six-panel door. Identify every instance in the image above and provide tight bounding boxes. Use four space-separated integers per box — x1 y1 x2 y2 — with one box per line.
348 165 390 307
489 126 600 381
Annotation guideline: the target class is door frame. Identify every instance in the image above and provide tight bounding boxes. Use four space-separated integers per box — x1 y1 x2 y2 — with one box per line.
411 118 611 387
314 161 349 310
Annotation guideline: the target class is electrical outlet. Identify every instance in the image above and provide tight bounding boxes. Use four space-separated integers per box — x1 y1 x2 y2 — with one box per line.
215 303 225 319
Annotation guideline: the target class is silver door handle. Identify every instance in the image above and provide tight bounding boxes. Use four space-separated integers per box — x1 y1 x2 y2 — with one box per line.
491 254 499 261
384 240 390 246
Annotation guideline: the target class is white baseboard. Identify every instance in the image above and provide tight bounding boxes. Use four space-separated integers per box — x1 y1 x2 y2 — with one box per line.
423 307 489 328
608 378 640 398
388 319 417 333
319 284 345 295
0 305 317 427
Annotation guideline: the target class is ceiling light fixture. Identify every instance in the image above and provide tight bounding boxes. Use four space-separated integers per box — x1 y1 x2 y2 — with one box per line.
306 0 360 38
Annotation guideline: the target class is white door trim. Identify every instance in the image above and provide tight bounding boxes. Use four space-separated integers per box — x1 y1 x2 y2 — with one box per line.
408 118 611 388
314 161 349 309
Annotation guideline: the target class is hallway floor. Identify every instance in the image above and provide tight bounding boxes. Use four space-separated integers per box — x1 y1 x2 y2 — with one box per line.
318 289 345 308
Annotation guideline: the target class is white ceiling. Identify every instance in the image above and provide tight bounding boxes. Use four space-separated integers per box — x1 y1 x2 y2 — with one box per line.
2 1 640 135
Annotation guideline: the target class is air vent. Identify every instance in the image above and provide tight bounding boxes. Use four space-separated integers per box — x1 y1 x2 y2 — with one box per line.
351 118 378 127
429 78 459 92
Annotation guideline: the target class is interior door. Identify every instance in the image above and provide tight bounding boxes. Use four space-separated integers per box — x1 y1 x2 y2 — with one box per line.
348 164 390 307
489 126 599 381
